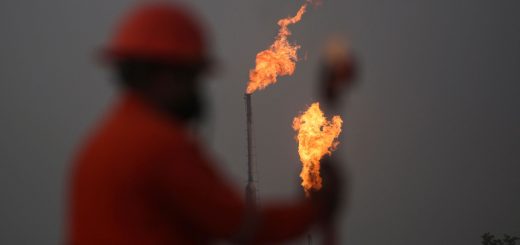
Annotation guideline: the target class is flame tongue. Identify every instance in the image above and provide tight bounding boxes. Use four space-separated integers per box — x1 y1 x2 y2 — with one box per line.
246 4 307 94
293 103 343 196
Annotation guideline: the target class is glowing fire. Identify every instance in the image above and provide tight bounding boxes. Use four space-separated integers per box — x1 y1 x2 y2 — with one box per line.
245 4 308 94
293 103 342 196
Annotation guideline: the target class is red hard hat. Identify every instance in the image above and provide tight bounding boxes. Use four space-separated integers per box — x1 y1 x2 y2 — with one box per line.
105 2 208 64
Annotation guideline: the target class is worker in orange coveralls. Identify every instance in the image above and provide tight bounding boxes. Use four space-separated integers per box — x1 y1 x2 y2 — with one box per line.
68 2 341 244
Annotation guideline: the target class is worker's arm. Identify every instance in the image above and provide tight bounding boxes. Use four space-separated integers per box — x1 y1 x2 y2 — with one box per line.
155 136 245 238
252 200 320 243
155 135 323 242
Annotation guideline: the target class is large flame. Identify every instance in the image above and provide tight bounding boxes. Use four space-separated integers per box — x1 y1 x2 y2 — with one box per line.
245 4 307 94
293 103 342 196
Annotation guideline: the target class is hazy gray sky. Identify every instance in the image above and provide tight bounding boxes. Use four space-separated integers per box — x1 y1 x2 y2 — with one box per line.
1 0 519 244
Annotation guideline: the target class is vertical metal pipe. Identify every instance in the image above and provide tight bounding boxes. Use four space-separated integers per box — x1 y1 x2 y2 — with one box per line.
244 93 256 206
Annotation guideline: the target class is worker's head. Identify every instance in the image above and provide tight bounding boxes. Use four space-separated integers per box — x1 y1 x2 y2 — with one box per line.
104 2 211 122
320 35 357 106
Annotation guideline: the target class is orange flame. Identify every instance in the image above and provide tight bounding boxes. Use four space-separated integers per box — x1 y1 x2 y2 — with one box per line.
293 102 342 196
246 4 307 94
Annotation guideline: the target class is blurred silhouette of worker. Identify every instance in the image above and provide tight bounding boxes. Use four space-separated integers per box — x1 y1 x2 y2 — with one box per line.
316 35 358 245
68 3 341 244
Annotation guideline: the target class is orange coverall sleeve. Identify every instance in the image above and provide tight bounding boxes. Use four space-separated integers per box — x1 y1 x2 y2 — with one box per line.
254 201 317 243
156 137 318 243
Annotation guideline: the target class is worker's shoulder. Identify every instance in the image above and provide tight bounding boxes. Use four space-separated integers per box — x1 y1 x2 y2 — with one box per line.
74 111 188 168
75 93 195 160
110 106 187 146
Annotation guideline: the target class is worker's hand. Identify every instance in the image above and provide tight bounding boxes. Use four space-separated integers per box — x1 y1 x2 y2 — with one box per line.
310 156 344 224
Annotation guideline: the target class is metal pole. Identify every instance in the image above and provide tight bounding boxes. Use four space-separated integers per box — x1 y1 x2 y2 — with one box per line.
244 93 256 206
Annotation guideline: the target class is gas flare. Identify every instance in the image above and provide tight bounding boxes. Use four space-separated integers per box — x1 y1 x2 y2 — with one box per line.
245 4 308 94
293 102 342 196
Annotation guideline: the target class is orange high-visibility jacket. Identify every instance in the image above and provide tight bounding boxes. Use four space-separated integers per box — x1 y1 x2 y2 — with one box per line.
68 92 317 244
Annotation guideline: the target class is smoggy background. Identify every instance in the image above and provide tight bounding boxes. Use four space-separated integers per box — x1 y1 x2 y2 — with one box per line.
1 0 519 244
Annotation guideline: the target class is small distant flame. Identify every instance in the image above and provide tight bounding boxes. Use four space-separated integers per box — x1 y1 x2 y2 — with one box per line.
293 102 342 196
246 4 307 94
